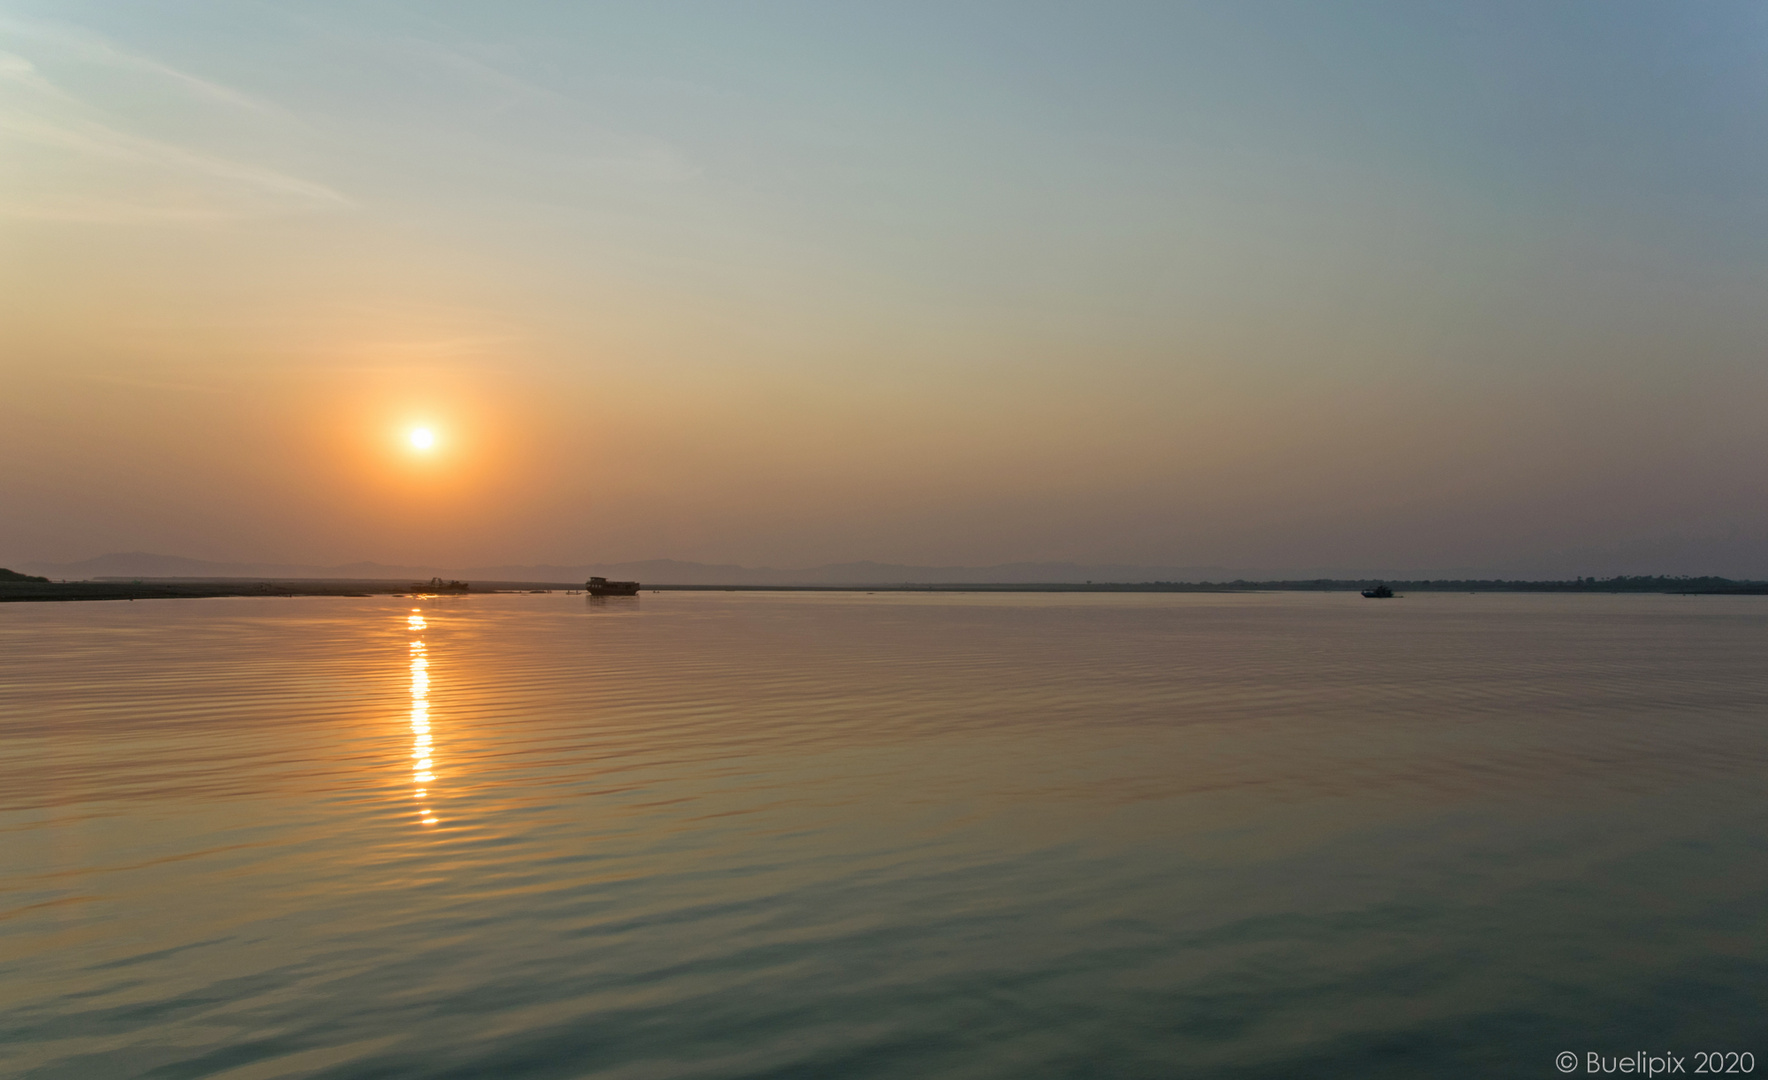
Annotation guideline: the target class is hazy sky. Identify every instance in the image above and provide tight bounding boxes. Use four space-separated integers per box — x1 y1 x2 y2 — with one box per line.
5 1 1767 574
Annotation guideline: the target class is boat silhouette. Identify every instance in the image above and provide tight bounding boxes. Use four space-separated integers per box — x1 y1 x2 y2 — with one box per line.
1361 583 1395 598
586 576 640 597
412 577 469 593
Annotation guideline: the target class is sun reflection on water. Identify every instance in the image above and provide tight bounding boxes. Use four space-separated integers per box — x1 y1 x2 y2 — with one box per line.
409 609 438 826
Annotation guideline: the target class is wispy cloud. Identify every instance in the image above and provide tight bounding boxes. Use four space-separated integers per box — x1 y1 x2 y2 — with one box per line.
393 36 565 111
0 17 348 222
0 15 273 113
398 34 705 184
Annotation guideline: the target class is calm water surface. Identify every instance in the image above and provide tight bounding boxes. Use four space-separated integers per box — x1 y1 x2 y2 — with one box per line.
2 591 1765 1078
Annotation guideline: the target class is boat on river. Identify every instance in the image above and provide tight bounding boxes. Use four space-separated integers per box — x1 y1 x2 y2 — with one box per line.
412 577 469 593
586 576 640 597
1361 583 1395 598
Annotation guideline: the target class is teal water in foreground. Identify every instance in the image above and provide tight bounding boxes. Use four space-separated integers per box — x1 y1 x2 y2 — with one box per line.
2 591 1765 1078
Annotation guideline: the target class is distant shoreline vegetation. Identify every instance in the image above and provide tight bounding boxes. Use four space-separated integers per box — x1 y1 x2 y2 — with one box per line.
662 576 1768 595
3 573 1766 602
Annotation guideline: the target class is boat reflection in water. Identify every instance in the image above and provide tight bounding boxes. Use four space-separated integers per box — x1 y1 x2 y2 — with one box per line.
408 610 438 826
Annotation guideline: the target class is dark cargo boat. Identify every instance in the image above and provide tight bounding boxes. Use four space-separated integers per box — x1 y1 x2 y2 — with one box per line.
1361 583 1395 598
413 577 469 593
586 576 640 597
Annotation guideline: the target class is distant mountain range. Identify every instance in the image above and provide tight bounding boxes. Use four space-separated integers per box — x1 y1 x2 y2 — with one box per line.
14 534 1768 585
20 552 1285 586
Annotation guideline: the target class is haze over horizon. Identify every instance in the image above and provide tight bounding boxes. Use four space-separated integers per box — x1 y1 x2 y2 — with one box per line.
6 2 1768 576
18 537 1768 585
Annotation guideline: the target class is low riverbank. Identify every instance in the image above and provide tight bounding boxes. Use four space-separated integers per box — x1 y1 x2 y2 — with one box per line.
5 575 1765 602
0 579 578 602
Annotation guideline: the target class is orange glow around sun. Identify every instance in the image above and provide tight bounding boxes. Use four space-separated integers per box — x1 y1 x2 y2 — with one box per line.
304 379 549 519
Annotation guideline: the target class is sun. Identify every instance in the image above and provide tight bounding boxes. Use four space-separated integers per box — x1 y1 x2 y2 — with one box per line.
409 427 436 451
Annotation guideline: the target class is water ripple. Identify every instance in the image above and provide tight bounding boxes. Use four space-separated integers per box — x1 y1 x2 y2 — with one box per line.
2 592 1766 1078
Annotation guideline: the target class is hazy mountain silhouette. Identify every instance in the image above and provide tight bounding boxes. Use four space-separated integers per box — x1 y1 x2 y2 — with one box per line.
17 534 1768 585
19 552 1260 585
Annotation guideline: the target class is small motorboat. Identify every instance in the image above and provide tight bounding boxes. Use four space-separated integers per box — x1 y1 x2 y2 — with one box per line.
1361 583 1395 598
586 576 640 597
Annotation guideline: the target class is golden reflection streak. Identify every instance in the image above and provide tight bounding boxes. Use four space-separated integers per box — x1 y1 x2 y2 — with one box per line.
409 609 438 825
